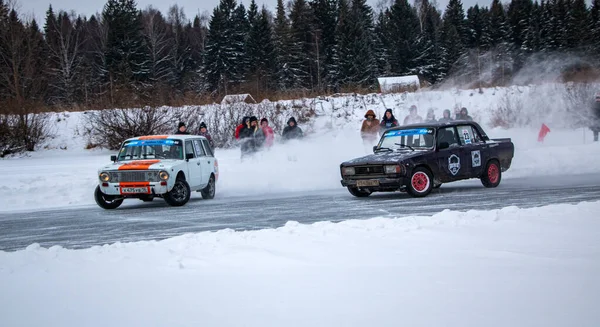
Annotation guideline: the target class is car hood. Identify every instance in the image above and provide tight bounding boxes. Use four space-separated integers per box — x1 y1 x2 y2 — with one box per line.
341 150 429 166
99 159 178 171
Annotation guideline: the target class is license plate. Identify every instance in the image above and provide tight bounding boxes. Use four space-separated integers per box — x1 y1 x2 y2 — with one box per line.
120 187 150 194
356 179 379 187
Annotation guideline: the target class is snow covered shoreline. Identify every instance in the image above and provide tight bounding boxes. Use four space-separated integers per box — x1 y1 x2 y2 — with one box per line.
1 201 599 326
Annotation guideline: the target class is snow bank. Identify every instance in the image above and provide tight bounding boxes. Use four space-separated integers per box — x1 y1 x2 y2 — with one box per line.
1 201 599 326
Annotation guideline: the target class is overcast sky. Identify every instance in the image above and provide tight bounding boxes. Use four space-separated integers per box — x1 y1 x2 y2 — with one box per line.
17 0 489 23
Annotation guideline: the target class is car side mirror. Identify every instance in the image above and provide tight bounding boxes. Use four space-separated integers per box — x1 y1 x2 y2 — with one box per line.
438 142 449 150
373 146 378 153
110 155 117 162
186 153 194 160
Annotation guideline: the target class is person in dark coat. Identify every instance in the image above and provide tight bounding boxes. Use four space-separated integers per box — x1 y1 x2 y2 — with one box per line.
175 122 190 134
456 107 473 121
198 122 215 150
590 94 600 142
235 116 250 140
240 116 265 159
424 108 437 123
438 109 453 123
282 117 304 141
379 109 399 134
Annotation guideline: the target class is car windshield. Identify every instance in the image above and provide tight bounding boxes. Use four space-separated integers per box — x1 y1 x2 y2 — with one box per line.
117 139 183 161
377 127 435 150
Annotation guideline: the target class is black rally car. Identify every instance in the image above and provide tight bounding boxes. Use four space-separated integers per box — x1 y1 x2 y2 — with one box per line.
340 121 514 197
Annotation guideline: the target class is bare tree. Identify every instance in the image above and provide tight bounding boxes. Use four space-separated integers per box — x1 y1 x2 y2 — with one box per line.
141 6 174 91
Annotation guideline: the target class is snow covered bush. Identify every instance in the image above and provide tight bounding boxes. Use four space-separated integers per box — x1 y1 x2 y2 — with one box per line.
0 113 51 156
82 106 204 150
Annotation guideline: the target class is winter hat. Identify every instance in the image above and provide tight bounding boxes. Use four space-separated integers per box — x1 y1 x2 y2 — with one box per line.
261 118 268 124
242 116 250 124
409 105 417 112
383 109 395 120
364 109 376 118
461 107 468 114
199 122 207 129
443 109 451 116
178 122 186 128
287 117 297 125
249 116 258 123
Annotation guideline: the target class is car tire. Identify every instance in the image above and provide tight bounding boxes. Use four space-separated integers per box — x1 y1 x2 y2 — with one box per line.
347 186 371 197
164 178 191 206
201 175 216 200
94 185 123 209
407 167 433 197
481 159 502 188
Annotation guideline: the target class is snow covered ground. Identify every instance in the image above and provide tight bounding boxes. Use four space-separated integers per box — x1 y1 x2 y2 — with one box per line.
1 85 600 326
1 201 599 326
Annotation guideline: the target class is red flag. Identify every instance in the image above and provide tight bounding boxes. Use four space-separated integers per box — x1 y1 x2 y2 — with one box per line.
538 123 550 142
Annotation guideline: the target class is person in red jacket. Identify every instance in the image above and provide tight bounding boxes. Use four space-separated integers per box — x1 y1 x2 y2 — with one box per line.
260 118 275 148
235 116 250 140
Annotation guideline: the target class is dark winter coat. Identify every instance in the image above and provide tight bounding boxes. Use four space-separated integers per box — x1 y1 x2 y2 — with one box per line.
590 101 600 132
240 126 265 154
282 117 304 141
456 108 473 121
175 130 190 134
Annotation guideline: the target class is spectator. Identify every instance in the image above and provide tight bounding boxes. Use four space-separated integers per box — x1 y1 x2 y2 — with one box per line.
235 116 250 140
425 108 436 123
175 122 190 134
456 107 473 121
403 105 423 125
198 122 215 150
590 93 600 142
361 109 380 144
438 109 453 123
261 118 275 148
379 109 399 134
282 117 304 141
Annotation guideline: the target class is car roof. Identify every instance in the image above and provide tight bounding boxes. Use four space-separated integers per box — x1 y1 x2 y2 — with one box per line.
124 134 207 142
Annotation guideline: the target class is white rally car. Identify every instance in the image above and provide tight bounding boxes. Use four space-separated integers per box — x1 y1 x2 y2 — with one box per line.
94 134 218 209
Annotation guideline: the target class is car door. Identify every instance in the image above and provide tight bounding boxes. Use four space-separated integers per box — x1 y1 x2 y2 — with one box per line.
456 124 485 178
185 140 203 189
435 126 463 182
193 138 212 187
200 139 216 182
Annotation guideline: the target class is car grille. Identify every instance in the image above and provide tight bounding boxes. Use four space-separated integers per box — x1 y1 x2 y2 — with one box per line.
109 171 159 182
354 165 384 175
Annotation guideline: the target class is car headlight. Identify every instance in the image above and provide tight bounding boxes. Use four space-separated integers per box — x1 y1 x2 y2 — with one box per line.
342 167 355 175
99 172 110 182
385 165 401 174
159 170 169 180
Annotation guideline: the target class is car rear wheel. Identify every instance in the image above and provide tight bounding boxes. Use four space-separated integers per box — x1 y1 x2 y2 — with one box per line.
164 178 191 206
407 167 433 197
94 185 123 209
481 160 502 188
347 186 371 197
201 175 216 199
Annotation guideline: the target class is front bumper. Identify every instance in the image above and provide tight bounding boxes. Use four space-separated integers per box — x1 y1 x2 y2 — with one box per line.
99 182 170 196
341 177 408 191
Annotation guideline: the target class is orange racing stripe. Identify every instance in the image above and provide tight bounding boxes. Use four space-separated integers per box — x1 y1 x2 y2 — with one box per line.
118 160 160 170
138 135 168 140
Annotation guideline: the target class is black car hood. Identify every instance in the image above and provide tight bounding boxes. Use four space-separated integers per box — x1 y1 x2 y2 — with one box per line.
341 150 430 166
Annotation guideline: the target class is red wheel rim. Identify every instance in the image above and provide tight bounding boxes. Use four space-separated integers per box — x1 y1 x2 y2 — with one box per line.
488 163 499 184
411 172 430 193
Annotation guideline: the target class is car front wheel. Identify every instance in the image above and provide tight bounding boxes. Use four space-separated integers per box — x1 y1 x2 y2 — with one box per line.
347 186 371 197
406 167 433 197
94 185 123 209
164 178 191 206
